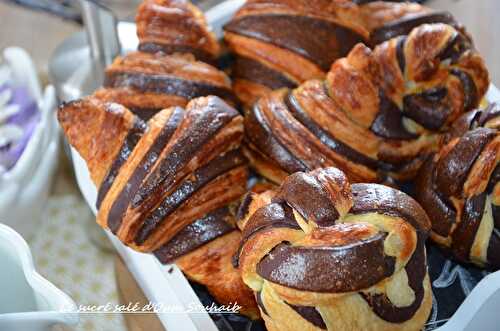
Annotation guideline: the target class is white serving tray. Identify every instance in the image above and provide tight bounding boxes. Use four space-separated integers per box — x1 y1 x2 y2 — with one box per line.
71 1 500 330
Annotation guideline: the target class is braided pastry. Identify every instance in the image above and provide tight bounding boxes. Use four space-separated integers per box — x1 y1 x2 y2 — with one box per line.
223 0 460 106
58 96 258 318
244 23 489 184
416 102 500 268
93 0 236 121
236 167 432 331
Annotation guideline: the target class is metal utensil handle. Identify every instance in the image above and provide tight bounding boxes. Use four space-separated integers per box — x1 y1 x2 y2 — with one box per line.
79 0 121 68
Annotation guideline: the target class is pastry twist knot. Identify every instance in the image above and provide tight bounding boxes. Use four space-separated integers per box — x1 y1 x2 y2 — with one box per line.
237 167 432 330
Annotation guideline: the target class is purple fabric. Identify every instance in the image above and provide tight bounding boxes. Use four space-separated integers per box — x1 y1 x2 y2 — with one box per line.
0 83 40 171
7 87 38 126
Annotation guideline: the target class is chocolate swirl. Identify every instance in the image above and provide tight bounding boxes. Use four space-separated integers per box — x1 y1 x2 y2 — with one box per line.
416 103 500 269
244 23 490 184
237 167 432 330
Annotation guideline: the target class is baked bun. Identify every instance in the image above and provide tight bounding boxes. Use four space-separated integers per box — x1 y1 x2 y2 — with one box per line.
244 23 489 184
58 96 258 318
236 167 432 331
416 102 500 269
93 0 236 120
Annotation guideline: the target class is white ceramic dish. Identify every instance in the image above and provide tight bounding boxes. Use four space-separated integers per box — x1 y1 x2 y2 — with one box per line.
0 47 60 241
70 1 500 330
0 224 79 331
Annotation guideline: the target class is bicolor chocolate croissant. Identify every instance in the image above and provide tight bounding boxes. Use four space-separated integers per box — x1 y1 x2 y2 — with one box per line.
244 23 489 184
236 167 432 331
223 0 457 106
416 102 500 269
93 0 236 121
58 96 258 318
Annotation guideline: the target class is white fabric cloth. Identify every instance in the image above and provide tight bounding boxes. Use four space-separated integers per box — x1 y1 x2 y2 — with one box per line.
29 195 127 331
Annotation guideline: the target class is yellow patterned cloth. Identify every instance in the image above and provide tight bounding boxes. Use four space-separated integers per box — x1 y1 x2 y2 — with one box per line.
29 195 127 331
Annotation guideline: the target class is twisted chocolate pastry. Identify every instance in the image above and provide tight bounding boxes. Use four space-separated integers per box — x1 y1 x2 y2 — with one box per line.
223 0 459 106
58 96 258 318
236 167 432 330
93 0 236 121
416 103 500 269
245 23 489 184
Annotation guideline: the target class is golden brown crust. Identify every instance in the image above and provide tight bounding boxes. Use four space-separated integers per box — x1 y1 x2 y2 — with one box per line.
237 167 432 330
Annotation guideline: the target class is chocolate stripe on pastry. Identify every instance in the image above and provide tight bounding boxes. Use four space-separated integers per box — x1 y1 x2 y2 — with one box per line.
233 56 297 90
224 15 364 71
371 90 417 140
274 170 341 227
245 102 309 174
135 149 246 244
351 183 431 237
362 237 426 323
96 117 147 209
286 90 393 170
403 87 450 130
153 207 235 264
450 68 478 112
438 32 471 64
256 233 395 293
132 98 239 209
415 157 456 237
104 71 238 107
479 103 500 127
370 11 457 45
415 106 500 269
287 304 327 329
236 192 258 225
241 202 300 243
487 229 500 268
126 108 162 122
255 291 268 315
234 201 300 268
451 192 487 262
395 36 407 73
107 107 184 233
